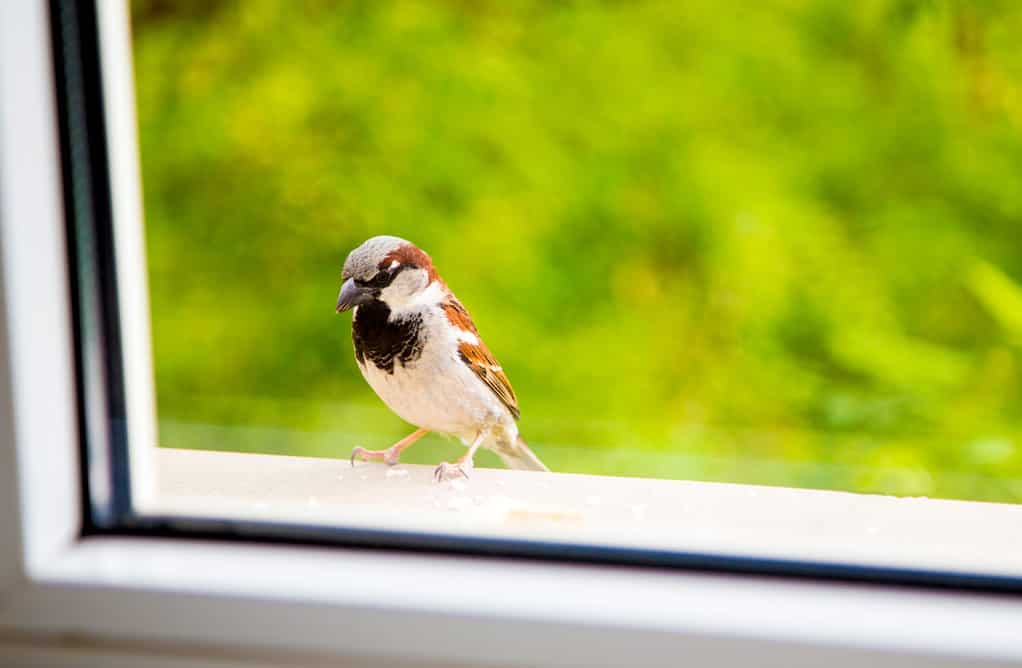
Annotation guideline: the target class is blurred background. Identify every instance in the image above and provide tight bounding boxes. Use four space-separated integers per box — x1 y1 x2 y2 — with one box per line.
132 0 1022 502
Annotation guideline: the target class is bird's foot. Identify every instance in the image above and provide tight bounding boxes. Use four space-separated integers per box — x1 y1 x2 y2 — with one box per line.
434 459 472 483
350 445 403 467
349 428 430 468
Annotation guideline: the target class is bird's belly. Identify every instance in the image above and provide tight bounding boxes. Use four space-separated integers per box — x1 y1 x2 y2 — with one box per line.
359 349 504 437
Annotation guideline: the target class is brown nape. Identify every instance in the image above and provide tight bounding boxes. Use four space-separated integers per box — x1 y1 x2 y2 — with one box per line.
380 244 440 282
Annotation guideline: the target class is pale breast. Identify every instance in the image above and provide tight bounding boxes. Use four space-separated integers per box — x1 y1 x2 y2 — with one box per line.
354 305 508 438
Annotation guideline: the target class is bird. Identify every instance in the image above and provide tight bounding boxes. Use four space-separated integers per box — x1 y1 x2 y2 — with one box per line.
335 235 549 481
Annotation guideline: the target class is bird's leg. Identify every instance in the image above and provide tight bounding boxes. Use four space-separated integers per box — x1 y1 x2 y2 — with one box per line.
434 429 487 483
351 428 429 467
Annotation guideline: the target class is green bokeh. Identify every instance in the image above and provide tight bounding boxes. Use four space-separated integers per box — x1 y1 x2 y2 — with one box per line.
133 0 1022 502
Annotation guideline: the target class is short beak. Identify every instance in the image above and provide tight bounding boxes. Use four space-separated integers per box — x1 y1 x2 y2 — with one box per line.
336 278 373 313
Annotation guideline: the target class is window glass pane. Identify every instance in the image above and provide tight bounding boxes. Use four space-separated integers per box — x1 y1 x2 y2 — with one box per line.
131 0 1022 507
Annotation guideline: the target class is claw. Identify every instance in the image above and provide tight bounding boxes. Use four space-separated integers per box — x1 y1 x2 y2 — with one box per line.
346 429 428 471
433 461 471 483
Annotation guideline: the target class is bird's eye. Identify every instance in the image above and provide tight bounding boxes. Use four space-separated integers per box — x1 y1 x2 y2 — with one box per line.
357 271 394 289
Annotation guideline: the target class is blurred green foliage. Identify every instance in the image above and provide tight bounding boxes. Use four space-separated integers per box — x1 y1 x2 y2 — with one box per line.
133 0 1022 502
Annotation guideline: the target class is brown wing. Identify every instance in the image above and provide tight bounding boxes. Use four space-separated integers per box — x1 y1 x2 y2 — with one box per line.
441 298 520 420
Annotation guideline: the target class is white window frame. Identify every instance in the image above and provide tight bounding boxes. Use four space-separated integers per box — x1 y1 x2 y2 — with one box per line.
3 1 1022 665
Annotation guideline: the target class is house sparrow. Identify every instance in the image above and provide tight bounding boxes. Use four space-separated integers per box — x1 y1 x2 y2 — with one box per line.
335 235 549 481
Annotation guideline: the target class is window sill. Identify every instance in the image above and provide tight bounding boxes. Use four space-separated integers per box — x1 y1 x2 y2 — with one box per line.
151 447 1022 581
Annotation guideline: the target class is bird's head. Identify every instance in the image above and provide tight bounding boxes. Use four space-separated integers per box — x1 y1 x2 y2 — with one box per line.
336 236 440 314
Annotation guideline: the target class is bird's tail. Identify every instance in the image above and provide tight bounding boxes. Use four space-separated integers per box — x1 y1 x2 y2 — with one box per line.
495 435 550 472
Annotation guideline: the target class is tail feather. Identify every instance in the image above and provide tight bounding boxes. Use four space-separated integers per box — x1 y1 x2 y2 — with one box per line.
495 435 550 472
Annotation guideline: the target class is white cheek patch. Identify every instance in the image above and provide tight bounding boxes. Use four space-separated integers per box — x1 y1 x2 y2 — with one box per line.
408 280 445 308
385 277 445 319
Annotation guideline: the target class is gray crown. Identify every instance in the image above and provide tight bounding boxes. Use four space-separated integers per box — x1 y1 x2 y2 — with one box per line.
342 235 410 281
